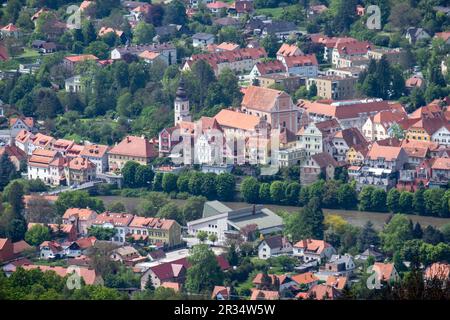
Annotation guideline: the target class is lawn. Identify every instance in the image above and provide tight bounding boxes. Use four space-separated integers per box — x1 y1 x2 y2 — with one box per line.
255 5 298 20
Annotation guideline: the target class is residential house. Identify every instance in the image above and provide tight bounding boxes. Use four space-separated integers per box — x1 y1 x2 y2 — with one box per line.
9 117 35 137
318 254 356 279
128 216 182 248
280 54 319 78
362 110 407 141
110 246 146 266
31 40 57 53
108 135 157 171
91 212 134 244
307 5 328 17
212 286 231 300
241 86 298 135
0 238 14 263
206 1 229 15
405 75 425 91
28 133 55 155
331 127 367 162
0 145 26 171
63 156 96 186
291 272 319 290
435 31 450 45
293 239 336 263
332 41 372 68
424 262 450 282
80 144 110 174
27 149 65 186
257 235 293 259
140 255 229 289
63 54 99 72
65 75 84 93
300 151 339 185
256 74 303 92
28 222 77 242
0 23 20 38
373 262 400 283
249 60 286 83
405 117 448 143
306 75 358 100
21 265 103 285
365 143 408 171
276 43 303 60
111 44 177 65
183 47 267 76
39 240 64 260
228 1 254 17
430 157 450 183
250 289 279 300
262 21 299 40
405 27 431 44
298 284 340 300
326 275 348 290
51 139 75 156
355 246 384 262
252 273 296 293
192 33 215 48
98 27 126 42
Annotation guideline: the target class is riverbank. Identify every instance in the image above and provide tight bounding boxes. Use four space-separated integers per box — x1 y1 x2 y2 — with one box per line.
97 195 450 230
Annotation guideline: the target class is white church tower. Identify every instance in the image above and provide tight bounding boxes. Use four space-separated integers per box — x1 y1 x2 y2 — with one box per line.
174 78 191 125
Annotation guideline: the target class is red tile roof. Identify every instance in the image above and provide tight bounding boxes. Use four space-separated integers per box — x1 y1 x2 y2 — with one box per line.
214 109 261 131
293 239 332 254
283 54 318 68
277 43 302 57
242 86 290 112
250 289 279 300
109 135 157 159
64 54 98 63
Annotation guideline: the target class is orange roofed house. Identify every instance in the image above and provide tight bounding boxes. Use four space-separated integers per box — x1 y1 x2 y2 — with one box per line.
21 264 103 285
63 54 99 72
108 135 157 171
62 208 98 235
182 47 267 76
27 149 65 185
63 156 96 186
80 143 110 174
293 239 336 263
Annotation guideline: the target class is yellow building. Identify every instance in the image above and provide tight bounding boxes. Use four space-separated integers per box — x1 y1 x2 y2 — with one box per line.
128 216 182 247
405 118 444 142
346 145 368 165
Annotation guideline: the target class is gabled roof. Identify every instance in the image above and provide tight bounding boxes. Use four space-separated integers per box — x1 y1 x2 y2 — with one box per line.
305 284 340 300
93 212 134 227
9 117 34 128
326 275 347 290
291 272 318 285
335 41 371 55
277 43 302 57
312 152 338 168
64 54 98 63
214 109 261 131
129 216 176 230
283 54 318 68
431 157 450 170
367 144 403 161
424 262 450 281
212 286 230 299
63 208 97 221
80 144 109 158
373 262 396 281
254 60 286 75
22 265 101 285
1 23 19 32
333 127 367 148
250 289 279 300
66 156 96 171
242 86 290 112
293 239 333 254
109 135 157 158
260 235 289 250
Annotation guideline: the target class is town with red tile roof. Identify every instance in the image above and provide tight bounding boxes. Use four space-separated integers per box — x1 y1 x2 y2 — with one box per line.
0 0 449 307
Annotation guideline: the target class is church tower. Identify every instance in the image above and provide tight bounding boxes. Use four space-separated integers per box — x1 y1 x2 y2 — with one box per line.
174 78 191 125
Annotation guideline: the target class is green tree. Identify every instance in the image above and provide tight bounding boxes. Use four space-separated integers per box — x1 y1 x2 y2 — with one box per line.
185 244 224 293
55 191 104 215
5 180 24 215
241 177 260 204
25 224 51 246
216 173 235 201
196 230 208 243
423 189 445 217
285 182 300 206
413 186 426 215
82 20 97 45
0 153 17 191
261 33 280 58
163 0 188 25
399 191 414 214
134 165 154 189
270 181 285 204
153 172 163 191
337 183 358 209
137 192 169 217
359 186 375 211
201 173 217 200
121 161 140 188
162 173 178 193
387 189 400 213
188 172 205 196
132 21 156 45
177 173 191 193
182 196 206 222
357 221 380 251
381 214 413 255
259 183 271 204
157 203 183 224
87 226 117 241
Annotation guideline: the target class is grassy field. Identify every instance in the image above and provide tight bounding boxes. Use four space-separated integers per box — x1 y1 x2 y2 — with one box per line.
97 195 450 230
255 5 298 20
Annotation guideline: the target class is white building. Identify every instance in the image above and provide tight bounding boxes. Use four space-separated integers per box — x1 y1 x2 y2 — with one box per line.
257 235 293 259
293 239 336 263
187 201 284 245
